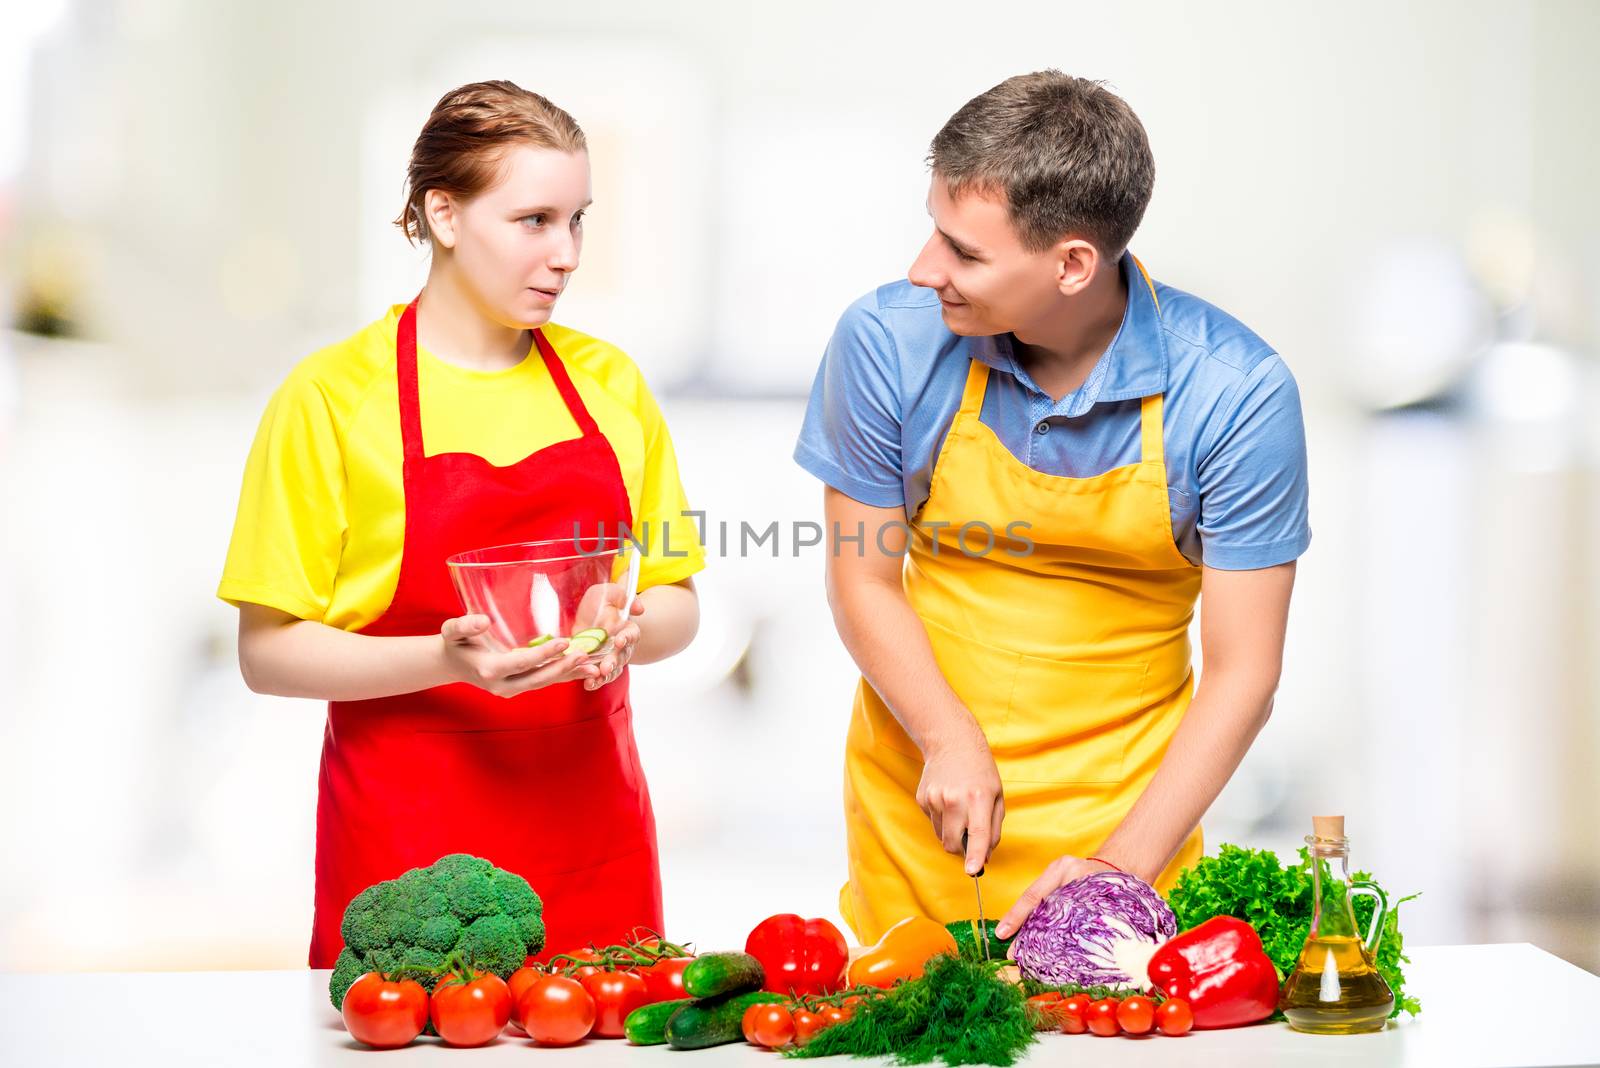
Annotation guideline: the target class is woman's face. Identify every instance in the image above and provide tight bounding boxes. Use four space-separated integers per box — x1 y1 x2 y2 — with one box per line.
433 145 591 329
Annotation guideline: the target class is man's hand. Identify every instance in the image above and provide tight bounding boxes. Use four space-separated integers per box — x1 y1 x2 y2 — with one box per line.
916 729 1005 876
995 855 1117 941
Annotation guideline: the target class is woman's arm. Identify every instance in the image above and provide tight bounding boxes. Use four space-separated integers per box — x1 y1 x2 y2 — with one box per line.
237 603 598 702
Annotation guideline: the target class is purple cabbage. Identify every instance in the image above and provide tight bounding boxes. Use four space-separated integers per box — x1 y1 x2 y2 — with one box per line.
1011 871 1177 987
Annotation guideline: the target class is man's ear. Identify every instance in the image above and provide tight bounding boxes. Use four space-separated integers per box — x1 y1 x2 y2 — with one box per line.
425 189 459 250
1053 238 1101 297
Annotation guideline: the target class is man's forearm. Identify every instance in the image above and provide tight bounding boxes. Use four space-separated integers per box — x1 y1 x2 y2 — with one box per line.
1096 669 1277 881
827 571 985 757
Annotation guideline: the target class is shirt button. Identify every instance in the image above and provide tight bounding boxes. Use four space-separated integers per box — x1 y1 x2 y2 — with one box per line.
1035 421 1050 435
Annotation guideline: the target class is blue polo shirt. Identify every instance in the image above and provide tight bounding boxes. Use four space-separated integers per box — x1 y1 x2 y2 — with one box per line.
794 252 1311 570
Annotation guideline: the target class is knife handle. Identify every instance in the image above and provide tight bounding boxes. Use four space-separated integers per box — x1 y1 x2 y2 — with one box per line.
960 830 986 877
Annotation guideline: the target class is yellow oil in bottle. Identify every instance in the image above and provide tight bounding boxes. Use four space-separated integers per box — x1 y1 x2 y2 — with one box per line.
1281 934 1395 1035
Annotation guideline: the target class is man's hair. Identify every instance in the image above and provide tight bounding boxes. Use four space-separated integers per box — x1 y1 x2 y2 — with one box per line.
929 71 1154 258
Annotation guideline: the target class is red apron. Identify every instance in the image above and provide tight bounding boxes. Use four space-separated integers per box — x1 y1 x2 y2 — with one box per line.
308 299 663 968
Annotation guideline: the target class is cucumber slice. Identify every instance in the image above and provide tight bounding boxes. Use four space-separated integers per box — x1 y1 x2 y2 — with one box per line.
526 634 555 648
572 628 609 643
565 633 604 656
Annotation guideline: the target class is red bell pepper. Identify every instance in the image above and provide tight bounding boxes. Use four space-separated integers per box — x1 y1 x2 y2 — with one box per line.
1146 916 1280 1029
744 914 849 997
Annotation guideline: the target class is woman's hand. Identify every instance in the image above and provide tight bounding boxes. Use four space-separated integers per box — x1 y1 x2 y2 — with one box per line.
439 614 599 697
583 599 646 691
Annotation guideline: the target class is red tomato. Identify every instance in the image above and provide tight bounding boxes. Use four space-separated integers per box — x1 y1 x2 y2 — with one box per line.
1155 998 1195 1037
559 948 606 981
518 975 596 1046
1026 992 1063 1030
340 972 428 1050
580 970 649 1039
1058 993 1092 1035
821 1003 852 1027
430 970 512 1048
752 1004 796 1048
1086 997 1122 1037
506 965 543 1030
745 1003 798 1048
790 1008 827 1047
641 956 694 1003
1115 995 1155 1036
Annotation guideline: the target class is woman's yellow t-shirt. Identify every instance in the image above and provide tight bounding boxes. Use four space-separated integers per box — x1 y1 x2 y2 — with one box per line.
218 305 706 631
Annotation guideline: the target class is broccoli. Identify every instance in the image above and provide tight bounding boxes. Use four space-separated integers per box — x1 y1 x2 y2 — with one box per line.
328 853 546 1008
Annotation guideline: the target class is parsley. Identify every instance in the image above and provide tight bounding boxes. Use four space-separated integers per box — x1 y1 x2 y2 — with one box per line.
1165 843 1421 1017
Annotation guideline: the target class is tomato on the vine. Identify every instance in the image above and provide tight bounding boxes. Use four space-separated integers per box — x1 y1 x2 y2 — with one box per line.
340 972 429 1050
1115 995 1155 1036
518 974 596 1046
580 970 648 1039
1057 992 1093 1035
1086 997 1123 1037
742 1002 797 1048
641 956 694 1003
1155 997 1195 1036
430 969 512 1048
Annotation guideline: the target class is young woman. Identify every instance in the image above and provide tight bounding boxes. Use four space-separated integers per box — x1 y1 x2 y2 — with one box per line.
219 81 704 967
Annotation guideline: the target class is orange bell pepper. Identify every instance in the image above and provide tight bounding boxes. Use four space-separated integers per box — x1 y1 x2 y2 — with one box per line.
846 917 959 989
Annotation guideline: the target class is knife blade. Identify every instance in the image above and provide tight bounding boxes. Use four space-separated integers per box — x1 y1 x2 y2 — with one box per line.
961 830 989 960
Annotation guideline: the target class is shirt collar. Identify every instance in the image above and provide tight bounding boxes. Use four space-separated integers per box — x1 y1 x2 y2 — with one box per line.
971 251 1169 416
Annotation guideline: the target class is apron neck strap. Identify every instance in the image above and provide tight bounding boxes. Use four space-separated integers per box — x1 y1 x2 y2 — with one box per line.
958 356 990 417
395 298 602 463
1139 393 1165 464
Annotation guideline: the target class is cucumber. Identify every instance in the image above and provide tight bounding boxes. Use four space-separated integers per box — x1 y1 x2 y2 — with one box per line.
623 998 691 1046
682 951 765 999
666 990 784 1051
564 628 608 656
526 634 555 648
946 919 1013 962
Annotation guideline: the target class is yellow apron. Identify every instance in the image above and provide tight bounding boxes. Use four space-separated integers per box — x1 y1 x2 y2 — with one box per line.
840 266 1205 944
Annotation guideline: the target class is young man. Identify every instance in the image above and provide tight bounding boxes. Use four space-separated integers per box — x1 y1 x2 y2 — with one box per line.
795 72 1309 943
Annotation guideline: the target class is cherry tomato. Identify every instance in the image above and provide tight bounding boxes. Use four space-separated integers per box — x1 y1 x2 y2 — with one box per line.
430 970 512 1048
641 956 694 1003
580 970 649 1039
340 972 429 1050
743 1002 797 1048
1115 995 1155 1036
518 974 596 1046
822 1003 852 1027
506 965 544 1030
1058 993 1092 1035
1086 997 1123 1037
1026 992 1063 1030
790 1008 827 1047
1155 997 1195 1036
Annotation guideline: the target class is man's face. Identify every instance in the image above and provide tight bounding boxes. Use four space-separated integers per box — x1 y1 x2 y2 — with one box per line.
907 176 1066 338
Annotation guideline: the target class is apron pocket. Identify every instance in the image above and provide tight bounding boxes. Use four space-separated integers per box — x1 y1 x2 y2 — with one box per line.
999 655 1149 784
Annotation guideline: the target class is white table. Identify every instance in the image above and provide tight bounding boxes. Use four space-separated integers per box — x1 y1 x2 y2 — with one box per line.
4 944 1596 1067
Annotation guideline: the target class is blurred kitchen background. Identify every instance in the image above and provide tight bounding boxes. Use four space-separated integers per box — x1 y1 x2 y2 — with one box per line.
1 0 1597 975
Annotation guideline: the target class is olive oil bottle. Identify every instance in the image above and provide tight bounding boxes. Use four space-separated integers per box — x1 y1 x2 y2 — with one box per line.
1280 816 1395 1034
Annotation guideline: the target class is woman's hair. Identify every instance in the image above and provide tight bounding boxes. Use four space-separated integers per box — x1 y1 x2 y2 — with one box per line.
395 80 587 245
929 71 1154 259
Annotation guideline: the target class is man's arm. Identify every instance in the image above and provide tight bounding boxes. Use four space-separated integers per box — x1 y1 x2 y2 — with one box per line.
825 486 1004 875
996 560 1296 936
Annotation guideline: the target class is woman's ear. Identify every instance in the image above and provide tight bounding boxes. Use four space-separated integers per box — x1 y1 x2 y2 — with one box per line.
425 189 459 250
1054 238 1101 297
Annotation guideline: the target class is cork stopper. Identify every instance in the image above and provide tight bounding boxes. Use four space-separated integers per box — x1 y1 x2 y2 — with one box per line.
1312 815 1346 838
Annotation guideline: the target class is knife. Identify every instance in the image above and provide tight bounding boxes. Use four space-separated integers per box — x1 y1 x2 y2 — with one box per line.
960 830 988 960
